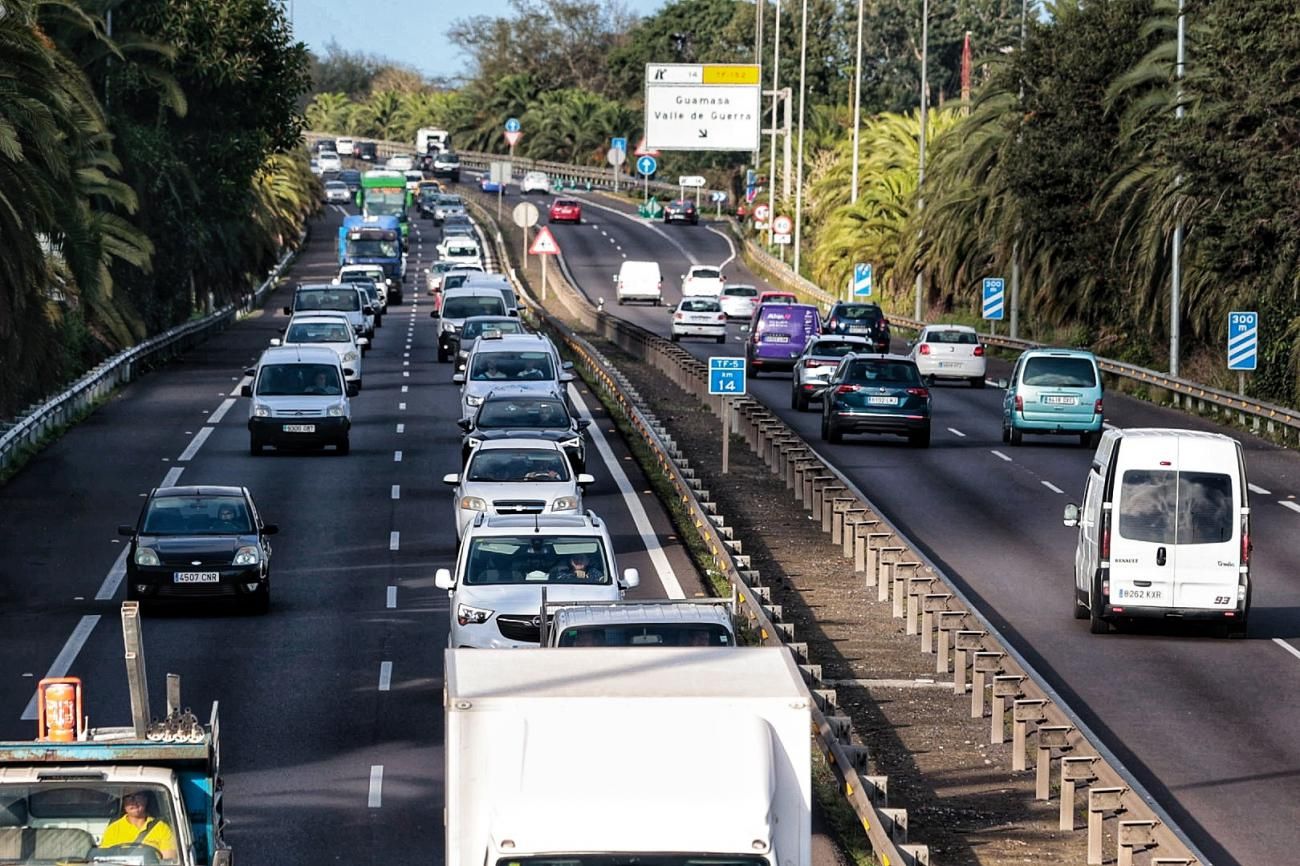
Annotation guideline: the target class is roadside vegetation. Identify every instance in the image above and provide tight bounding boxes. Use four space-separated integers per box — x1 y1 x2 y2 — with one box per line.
308 0 1300 408
1 0 314 418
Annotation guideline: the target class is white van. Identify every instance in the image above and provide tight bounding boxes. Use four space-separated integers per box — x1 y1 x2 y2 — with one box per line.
1064 428 1251 636
614 260 663 305
242 346 356 455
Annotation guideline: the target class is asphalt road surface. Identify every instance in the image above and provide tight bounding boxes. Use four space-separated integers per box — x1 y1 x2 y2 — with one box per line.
474 177 1300 866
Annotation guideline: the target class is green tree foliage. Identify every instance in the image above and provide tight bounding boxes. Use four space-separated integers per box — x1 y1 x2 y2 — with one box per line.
521 89 639 164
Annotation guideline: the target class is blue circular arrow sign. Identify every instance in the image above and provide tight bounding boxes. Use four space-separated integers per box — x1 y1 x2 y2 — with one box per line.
636 155 658 176
505 117 521 133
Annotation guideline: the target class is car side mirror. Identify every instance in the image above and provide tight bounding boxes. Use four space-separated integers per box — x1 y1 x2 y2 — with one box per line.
435 568 455 591
262 523 279 536
621 567 640 589
240 384 252 398
346 381 360 397
562 361 574 370
452 373 465 385
269 338 282 347
508 309 519 317
576 418 591 430
666 305 675 313
431 310 437 317
456 418 472 431
1063 504 1080 527
244 368 256 377
559 373 574 383
576 473 595 486
117 525 135 537
282 306 292 315
357 337 369 347
994 378 1010 389
442 473 460 486
363 305 374 315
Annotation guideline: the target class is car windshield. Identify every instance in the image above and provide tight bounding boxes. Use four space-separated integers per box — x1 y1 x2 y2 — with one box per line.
143 495 250 535
723 286 758 297
339 272 382 284
836 305 882 321
439 195 464 205
286 322 351 344
325 181 347 190
810 340 864 357
467 449 571 483
339 171 360 183
464 320 525 340
679 298 721 313
557 623 733 647
465 536 608 586
445 246 479 257
926 330 978 344
844 360 921 385
256 363 343 396
554 200 578 208
346 237 398 257
691 269 721 279
1117 469 1234 544
476 398 570 429
471 351 555 381
0 782 182 865
443 296 505 319
1022 356 1097 387
296 289 359 312
439 154 461 164
363 189 406 216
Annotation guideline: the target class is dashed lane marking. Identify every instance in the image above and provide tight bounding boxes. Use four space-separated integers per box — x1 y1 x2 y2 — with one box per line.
1249 483 1271 495
386 586 397 609
990 450 1012 462
161 467 185 487
1274 639 1300 661
399 402 406 410
391 485 400 500
368 766 384 808
389 531 400 551
396 424 405 434
1041 481 1065 494
177 427 213 462
947 427 966 438
1280 501 1300 515
394 451 403 462
21 616 101 720
208 398 236 425
378 662 393 692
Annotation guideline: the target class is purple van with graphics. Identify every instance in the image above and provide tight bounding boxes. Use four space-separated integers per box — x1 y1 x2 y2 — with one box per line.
745 303 822 374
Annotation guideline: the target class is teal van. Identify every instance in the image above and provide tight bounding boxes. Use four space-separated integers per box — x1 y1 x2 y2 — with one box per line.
1002 348 1104 447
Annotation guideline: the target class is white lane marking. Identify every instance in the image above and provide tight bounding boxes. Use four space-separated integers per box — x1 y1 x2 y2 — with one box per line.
21 616 101 720
208 398 236 424
391 485 401 500
403 371 410 377
574 195 700 265
177 427 213 462
403 352 410 358
946 427 966 438
1041 481 1065 494
1274 638 1300 661
367 765 384 808
396 424 405 434
229 381 246 396
990 450 1012 462
1103 421 1118 430
95 548 129 601
1248 483 1271 495
378 661 393 692
403 360 410 367
567 383 685 599
401 386 409 393
705 225 738 268
386 586 397 609
161 467 185 488
394 451 403 462
399 402 407 411
389 531 400 551
1280 501 1300 515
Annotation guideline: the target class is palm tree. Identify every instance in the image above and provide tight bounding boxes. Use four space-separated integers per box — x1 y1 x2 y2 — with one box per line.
306 92 353 133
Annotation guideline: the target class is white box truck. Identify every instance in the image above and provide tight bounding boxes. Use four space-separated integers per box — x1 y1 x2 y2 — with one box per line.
445 646 811 866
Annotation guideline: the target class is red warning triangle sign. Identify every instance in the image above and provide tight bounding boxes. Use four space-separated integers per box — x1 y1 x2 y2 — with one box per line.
633 137 660 157
504 130 523 147
529 225 560 255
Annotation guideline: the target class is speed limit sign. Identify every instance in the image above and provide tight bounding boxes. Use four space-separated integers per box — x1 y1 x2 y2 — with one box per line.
772 215 793 235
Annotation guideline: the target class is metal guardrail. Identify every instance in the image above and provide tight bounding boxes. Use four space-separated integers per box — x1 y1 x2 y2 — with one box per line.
471 196 1206 866
0 241 301 476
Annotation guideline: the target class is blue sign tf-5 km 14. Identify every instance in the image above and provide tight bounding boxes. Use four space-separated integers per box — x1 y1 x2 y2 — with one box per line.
1228 311 1259 371
852 263 873 297
708 357 747 395
636 155 659 176
982 277 1006 321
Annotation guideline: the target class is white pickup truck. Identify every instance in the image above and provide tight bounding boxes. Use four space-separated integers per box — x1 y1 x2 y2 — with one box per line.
444 646 811 866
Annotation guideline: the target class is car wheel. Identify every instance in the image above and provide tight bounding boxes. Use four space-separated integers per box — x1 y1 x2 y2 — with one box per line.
827 419 843 444
794 389 809 412
671 332 680 342
249 436 263 456
437 346 449 363
924 375 936 387
354 379 363 392
908 425 931 448
1080 430 1100 449
336 435 350 456
1073 590 1090 620
1009 426 1023 446
1001 425 1010 444
617 298 625 306
1088 580 1109 634
971 376 985 389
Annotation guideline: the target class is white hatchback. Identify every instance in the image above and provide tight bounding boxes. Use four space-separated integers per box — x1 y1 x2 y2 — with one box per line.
670 296 727 343
520 171 551 194
681 265 726 296
909 324 987 387
719 284 760 319
385 154 415 171
443 440 594 539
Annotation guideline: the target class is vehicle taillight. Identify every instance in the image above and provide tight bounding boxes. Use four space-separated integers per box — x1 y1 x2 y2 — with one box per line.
973 345 985 357
918 344 930 355
1241 519 1251 565
1101 525 1110 560
804 359 821 368
1094 398 1104 414
835 384 860 394
673 313 684 320
1015 394 1023 412
905 387 930 398
716 314 727 322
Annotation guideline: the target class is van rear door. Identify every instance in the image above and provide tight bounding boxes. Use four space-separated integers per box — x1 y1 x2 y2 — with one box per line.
1108 438 1240 611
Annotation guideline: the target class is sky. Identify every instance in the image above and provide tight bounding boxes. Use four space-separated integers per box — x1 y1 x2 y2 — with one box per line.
290 0 666 83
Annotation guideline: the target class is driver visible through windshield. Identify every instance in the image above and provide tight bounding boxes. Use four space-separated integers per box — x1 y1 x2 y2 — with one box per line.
0 782 182 864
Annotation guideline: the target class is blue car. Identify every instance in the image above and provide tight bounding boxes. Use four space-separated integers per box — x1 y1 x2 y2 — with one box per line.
480 176 506 193
1002 348 1104 447
819 354 931 447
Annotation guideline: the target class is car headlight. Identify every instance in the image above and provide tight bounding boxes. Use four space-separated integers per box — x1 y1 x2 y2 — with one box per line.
456 603 494 626
441 321 456 333
328 404 345 417
343 351 358 362
459 496 488 512
135 547 160 567
254 404 271 418
465 394 484 407
233 546 261 566
551 495 579 511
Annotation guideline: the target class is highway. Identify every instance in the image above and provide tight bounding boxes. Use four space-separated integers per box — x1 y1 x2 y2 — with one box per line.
0 203 703 866
477 178 1300 866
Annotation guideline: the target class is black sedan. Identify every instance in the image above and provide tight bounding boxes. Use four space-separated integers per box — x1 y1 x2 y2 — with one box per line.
118 486 277 613
819 355 931 448
663 198 699 225
459 392 589 471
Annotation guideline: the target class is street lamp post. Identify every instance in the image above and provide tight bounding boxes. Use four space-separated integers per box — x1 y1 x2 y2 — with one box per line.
914 0 929 322
792 0 809 275
850 0 865 203
1010 0 1028 339
766 0 782 247
1170 0 1186 378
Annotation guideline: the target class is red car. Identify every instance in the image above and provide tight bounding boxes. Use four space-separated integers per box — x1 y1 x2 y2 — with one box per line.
549 198 582 223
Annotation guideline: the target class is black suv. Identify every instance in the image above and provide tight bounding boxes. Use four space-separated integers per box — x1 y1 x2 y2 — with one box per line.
458 392 589 471
823 302 891 353
663 198 699 225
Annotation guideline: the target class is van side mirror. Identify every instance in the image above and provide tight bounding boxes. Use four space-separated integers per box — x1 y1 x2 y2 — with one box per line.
262 523 279 536
240 385 252 398
508 309 519 317
1063 504 1080 528
456 418 472 431
576 473 595 486
559 373 574 383
562 361 574 371
282 305 292 315
576 418 591 430
452 373 465 385
357 337 369 347
363 305 374 315
431 310 437 317
269 338 282 347
442 473 460 486
620 568 640 589
435 568 455 591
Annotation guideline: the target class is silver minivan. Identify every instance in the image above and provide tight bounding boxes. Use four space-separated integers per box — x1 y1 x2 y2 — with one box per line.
242 346 357 455
1064 428 1251 636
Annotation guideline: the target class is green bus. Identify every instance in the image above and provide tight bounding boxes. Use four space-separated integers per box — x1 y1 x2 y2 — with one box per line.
359 170 412 240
